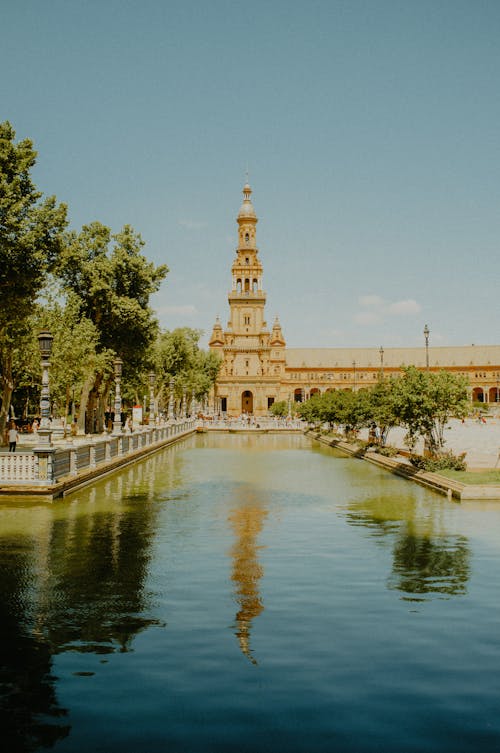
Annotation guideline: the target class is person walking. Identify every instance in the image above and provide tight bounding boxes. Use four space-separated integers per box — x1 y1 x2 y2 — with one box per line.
8 423 19 452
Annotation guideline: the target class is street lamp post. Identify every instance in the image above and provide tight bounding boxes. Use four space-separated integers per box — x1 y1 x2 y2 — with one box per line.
424 324 430 372
112 357 123 435
149 371 155 424
168 377 175 421
37 331 54 447
379 346 384 378
191 393 198 418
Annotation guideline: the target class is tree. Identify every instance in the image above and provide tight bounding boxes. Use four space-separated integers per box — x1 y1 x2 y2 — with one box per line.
270 400 288 418
35 295 102 422
0 121 67 436
153 328 220 414
392 366 469 453
367 377 400 446
296 393 323 424
55 222 168 431
311 390 342 428
335 389 372 436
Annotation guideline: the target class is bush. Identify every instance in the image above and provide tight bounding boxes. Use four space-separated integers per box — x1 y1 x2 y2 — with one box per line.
375 445 399 457
410 450 467 472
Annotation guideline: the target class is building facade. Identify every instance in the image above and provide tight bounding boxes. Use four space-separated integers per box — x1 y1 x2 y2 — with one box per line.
210 184 500 416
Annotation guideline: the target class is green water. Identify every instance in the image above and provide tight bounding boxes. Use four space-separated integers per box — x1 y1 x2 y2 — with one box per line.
1 433 500 752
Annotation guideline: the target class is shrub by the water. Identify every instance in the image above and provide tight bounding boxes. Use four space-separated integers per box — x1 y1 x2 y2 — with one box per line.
410 450 467 472
375 445 399 458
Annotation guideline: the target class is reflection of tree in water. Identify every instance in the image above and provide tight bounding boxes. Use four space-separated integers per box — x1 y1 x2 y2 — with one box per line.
0 469 165 751
228 498 268 664
389 530 470 598
45 500 164 654
0 544 70 752
344 494 471 600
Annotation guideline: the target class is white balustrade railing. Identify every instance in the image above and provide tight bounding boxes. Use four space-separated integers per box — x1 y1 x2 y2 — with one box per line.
0 452 36 481
0 419 196 487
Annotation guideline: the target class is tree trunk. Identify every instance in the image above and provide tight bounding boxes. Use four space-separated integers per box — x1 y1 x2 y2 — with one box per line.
78 375 94 434
87 373 104 433
0 352 14 444
96 376 112 433
65 384 71 424
101 377 114 432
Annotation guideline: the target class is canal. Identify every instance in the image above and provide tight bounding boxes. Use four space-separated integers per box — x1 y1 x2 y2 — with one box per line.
2 433 500 752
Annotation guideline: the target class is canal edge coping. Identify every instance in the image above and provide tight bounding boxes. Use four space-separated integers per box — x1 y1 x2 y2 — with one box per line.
0 425 197 501
305 430 500 501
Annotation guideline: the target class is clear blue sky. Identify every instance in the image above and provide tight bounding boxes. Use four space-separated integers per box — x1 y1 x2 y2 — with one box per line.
3 0 499 349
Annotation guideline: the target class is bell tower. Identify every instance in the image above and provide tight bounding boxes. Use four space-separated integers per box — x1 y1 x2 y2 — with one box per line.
209 182 286 416
228 182 267 341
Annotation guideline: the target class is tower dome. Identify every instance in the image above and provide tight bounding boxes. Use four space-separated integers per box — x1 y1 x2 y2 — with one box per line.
237 183 257 222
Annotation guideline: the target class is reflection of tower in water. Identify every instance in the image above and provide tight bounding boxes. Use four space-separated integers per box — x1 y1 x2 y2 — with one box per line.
228 498 268 664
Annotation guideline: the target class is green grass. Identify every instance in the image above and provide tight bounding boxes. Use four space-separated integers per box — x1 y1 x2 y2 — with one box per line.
438 469 500 485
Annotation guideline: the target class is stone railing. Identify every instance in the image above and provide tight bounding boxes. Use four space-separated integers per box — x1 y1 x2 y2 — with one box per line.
0 419 195 488
200 417 304 430
0 451 36 481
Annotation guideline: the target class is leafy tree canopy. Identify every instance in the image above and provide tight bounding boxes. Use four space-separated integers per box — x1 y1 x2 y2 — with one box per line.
153 328 221 402
298 366 469 454
56 222 168 366
0 121 67 435
0 121 67 331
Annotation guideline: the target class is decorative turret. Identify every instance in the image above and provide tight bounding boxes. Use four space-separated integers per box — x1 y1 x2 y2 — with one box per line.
270 316 286 346
237 183 257 221
237 183 258 250
230 182 264 300
209 316 224 348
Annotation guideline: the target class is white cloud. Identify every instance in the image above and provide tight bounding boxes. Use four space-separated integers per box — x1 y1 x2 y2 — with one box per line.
354 310 382 326
354 294 421 327
358 294 384 307
387 299 421 316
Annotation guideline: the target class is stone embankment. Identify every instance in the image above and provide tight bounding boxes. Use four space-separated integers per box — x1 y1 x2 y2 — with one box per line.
0 420 196 500
306 429 500 501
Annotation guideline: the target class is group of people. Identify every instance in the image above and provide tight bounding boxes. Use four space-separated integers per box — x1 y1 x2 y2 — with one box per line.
4 418 43 452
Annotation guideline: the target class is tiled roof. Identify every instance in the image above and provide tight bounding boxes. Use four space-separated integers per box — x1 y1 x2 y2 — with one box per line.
285 345 500 369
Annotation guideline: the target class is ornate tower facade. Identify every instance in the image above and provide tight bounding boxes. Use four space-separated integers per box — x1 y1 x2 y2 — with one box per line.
209 183 286 416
